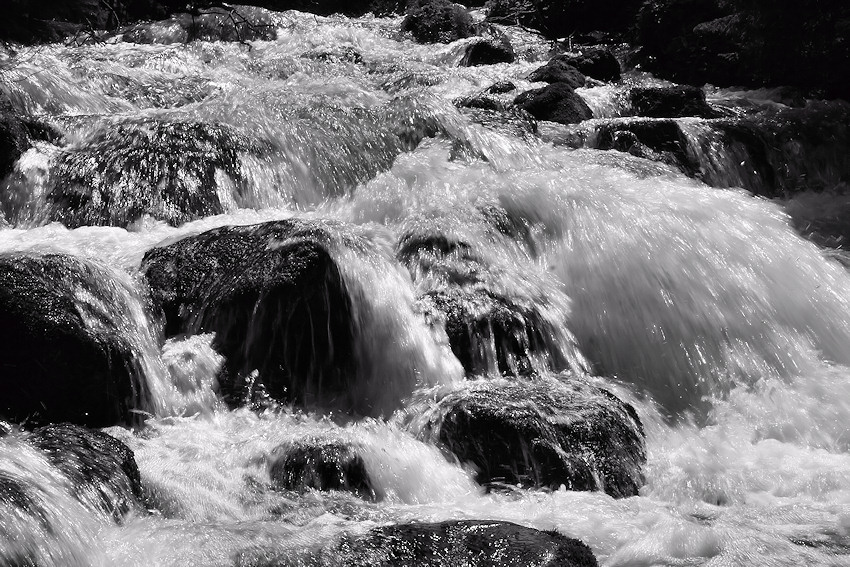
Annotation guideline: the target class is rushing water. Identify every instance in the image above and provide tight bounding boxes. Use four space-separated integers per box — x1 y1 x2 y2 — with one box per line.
1 8 850 566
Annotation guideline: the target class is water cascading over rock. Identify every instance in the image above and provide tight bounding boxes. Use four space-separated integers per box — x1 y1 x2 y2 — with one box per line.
0 253 154 427
142 218 459 416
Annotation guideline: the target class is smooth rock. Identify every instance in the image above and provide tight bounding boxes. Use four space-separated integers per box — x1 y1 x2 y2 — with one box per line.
27 424 142 521
514 82 592 124
0 253 150 427
408 377 646 497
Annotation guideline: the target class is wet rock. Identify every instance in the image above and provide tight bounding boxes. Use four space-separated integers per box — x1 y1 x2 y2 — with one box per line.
141 219 358 412
422 288 566 376
514 83 592 125
454 94 506 112
269 438 376 500
238 520 598 566
401 0 475 44
458 106 538 139
27 424 142 521
0 96 59 182
629 85 717 118
527 59 586 89
591 118 695 174
397 226 569 376
0 253 149 427
0 471 50 531
485 80 516 94
460 34 516 66
46 119 271 228
410 377 646 497
555 49 620 83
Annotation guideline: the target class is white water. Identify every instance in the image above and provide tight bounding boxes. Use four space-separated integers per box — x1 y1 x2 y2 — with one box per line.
1 8 850 566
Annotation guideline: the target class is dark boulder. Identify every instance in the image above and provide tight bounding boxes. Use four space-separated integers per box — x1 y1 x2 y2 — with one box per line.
514 83 592 124
554 49 620 83
46 119 271 228
454 94 507 112
141 219 360 412
527 59 586 89
268 437 376 500
409 377 646 497
590 118 695 174
0 253 150 427
401 0 475 44
629 85 717 118
238 520 598 566
27 424 142 520
459 34 516 66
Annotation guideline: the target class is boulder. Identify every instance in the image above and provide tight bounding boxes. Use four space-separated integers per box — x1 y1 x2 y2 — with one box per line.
141 220 358 412
401 0 475 44
527 59 586 89
459 34 516 66
554 49 620 83
46 119 270 228
514 83 592 124
0 96 59 182
268 437 376 500
485 80 517 94
629 85 717 118
238 520 598 566
0 253 150 427
397 227 568 376
422 288 566 376
27 424 142 521
590 118 695 174
409 377 645 497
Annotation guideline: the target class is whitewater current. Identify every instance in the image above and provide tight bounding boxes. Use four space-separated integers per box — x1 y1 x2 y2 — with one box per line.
1 8 850 566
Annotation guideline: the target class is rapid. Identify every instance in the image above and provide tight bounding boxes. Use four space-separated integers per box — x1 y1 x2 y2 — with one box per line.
1 8 850 566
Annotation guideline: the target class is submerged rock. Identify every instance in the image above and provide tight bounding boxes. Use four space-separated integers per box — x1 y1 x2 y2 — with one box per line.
407 377 645 497
0 253 149 427
269 437 376 500
629 85 717 118
141 219 357 412
27 424 142 521
515 83 593 125
401 0 474 44
239 520 598 566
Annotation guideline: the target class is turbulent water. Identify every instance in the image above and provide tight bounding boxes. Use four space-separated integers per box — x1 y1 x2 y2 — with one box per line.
2 8 850 566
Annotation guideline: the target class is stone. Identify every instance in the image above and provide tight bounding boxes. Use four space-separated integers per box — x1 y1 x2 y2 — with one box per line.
460 34 515 66
0 253 150 427
514 82 592 124
409 377 646 497
141 219 358 412
527 59 586 89
46 119 270 228
269 438 376 500
27 424 142 521
237 520 599 566
401 0 475 44
629 85 717 118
